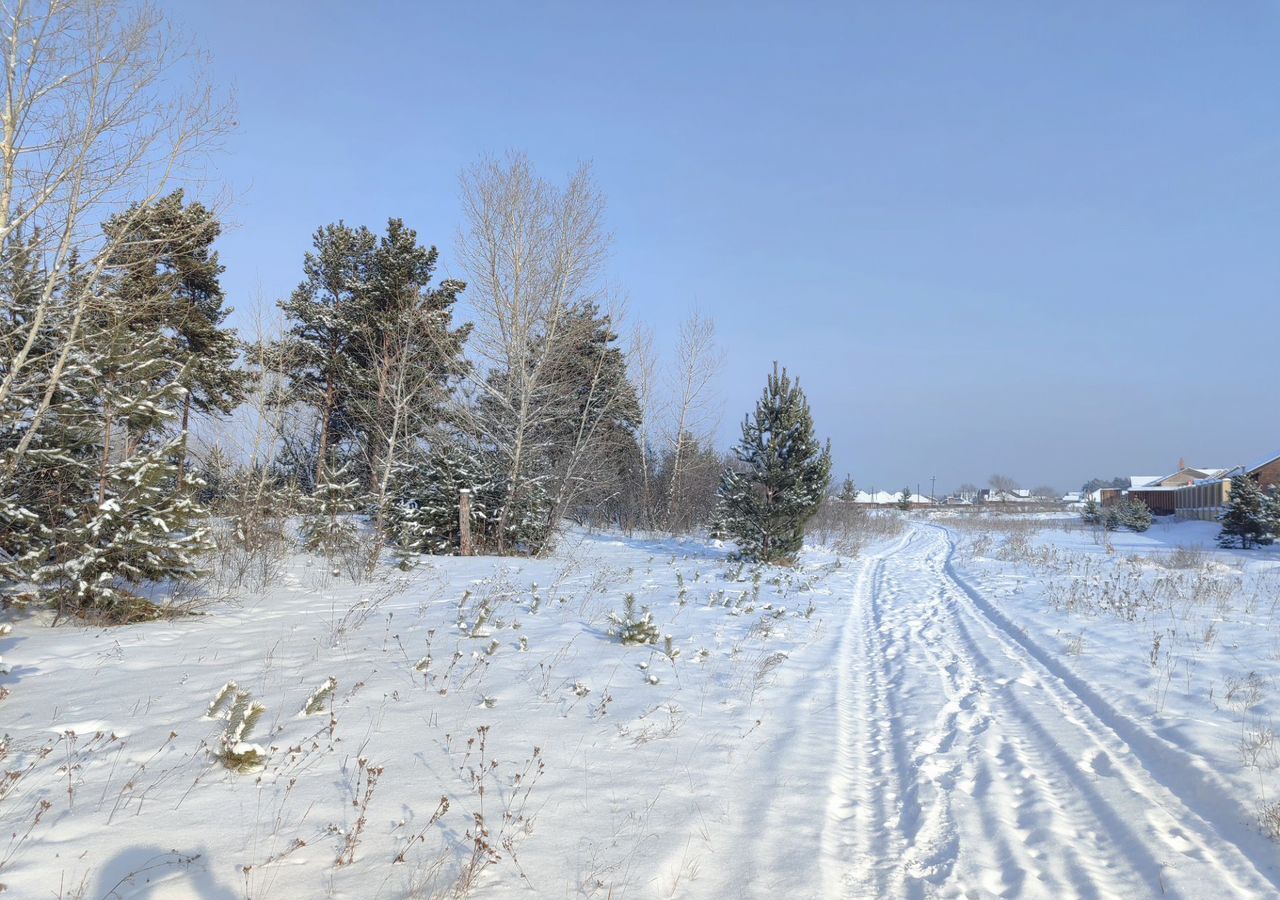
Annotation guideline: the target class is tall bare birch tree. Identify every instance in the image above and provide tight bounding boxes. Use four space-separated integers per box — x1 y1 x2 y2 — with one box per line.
0 0 231 477
456 153 632 552
661 312 720 530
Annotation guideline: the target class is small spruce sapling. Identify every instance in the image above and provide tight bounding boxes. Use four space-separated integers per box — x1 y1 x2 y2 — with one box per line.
301 676 337 715
300 461 361 557
217 689 268 772
608 594 661 645
1081 496 1102 525
1119 497 1153 533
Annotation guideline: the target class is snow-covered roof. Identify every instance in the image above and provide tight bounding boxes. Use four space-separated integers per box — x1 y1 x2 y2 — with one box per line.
1128 475 1162 488
853 490 933 504
1247 452 1280 475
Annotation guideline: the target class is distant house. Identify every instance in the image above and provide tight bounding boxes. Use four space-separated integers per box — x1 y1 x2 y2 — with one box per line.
1061 491 1084 504
1101 467 1236 517
1174 454 1280 521
984 488 1031 503
852 490 934 507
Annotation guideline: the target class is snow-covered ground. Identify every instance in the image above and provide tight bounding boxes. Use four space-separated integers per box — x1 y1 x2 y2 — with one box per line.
4 517 1280 898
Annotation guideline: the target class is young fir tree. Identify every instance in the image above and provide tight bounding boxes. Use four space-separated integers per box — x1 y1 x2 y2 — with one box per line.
1117 497 1153 533
1081 496 1102 525
838 474 857 502
1218 475 1278 549
300 461 361 558
898 487 913 511
34 322 212 620
386 443 550 558
0 226 64 588
716 363 831 563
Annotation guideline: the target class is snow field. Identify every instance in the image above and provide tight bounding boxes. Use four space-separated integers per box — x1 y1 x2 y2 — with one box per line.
0 531 856 898
4 515 1280 898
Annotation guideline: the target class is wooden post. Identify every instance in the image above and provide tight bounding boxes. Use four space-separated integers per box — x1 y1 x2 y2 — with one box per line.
458 488 473 556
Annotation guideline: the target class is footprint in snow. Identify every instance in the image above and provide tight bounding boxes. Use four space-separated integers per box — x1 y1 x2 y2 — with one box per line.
1082 749 1113 777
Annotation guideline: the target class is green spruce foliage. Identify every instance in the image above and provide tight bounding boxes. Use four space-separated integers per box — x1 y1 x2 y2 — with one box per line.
385 445 550 557
716 363 831 564
300 461 361 557
1117 497 1153 533
898 487 913 511
14 195 239 619
1080 496 1102 525
838 475 857 502
1100 497 1154 533
1218 475 1278 549
269 219 467 492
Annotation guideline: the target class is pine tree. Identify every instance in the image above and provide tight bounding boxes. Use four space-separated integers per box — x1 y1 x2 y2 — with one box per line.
1081 496 1102 525
1218 475 1278 549
716 363 831 563
1118 497 1153 533
270 219 468 493
898 487 913 511
385 444 550 557
479 300 641 541
300 461 362 558
102 191 252 486
270 222 375 489
838 474 857 502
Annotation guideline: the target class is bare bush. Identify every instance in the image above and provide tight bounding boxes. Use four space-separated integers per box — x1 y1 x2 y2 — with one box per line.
807 501 905 556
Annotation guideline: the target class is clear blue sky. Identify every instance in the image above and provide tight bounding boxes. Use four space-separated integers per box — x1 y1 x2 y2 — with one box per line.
172 1 1280 495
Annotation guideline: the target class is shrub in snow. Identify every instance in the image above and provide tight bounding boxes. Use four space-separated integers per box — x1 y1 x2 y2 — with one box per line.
608 594 660 646
301 676 337 715
1100 498 1152 533
217 689 268 772
716 363 831 564
206 681 267 769
205 681 240 719
1218 475 1278 549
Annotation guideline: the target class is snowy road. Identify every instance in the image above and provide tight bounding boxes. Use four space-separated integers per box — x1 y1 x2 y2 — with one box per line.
713 523 1280 899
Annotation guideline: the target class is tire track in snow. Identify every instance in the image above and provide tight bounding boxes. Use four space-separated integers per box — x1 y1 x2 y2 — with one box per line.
872 543 1141 899
820 531 916 898
923 522 1280 897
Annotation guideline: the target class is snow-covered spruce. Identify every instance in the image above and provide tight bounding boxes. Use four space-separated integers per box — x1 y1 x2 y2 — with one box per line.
716 363 831 564
608 593 660 645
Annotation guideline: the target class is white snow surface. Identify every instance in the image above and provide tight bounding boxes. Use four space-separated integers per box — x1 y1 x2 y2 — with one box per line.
4 520 1280 897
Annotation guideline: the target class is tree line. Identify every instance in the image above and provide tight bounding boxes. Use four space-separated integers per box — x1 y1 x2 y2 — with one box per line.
0 1 833 622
